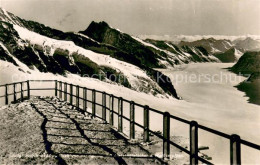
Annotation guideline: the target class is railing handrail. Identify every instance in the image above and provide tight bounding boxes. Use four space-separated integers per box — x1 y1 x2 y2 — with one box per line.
0 79 259 165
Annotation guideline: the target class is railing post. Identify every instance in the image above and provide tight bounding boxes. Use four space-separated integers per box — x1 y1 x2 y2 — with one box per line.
59 81 62 99
5 84 8 105
102 92 107 121
118 97 123 132
190 121 198 165
55 80 57 97
109 94 114 126
130 101 135 139
13 83 16 102
70 84 73 104
163 112 170 159
76 85 79 109
83 88 87 112
230 134 241 165
143 105 150 142
27 80 30 99
64 82 67 101
20 82 23 102
92 89 96 117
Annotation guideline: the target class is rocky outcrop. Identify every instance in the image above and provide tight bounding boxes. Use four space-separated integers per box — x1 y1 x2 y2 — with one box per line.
231 51 260 74
231 51 260 105
236 72 260 105
214 48 237 63
80 21 163 68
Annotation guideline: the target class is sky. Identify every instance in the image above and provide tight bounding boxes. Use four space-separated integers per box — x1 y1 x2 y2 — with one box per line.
0 0 260 36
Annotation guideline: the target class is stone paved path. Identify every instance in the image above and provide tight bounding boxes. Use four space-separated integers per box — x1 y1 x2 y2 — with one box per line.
28 96 165 164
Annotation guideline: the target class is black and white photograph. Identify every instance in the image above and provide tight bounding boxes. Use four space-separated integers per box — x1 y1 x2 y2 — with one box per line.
0 0 259 164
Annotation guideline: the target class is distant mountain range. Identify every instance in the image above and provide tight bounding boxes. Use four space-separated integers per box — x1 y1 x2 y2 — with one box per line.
139 34 260 45
141 34 260 63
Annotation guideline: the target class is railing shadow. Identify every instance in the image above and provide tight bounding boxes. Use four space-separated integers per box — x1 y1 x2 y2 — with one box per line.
30 97 165 164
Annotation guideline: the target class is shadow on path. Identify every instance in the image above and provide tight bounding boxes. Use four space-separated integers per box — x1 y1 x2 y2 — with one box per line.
31 103 67 165
30 97 164 164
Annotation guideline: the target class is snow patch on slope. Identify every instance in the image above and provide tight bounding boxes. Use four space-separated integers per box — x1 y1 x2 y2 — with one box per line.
132 37 189 65
234 48 243 60
0 42 32 71
74 32 100 44
132 36 161 51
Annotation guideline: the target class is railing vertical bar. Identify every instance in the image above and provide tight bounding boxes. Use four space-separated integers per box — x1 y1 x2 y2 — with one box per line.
70 84 73 104
20 82 23 102
13 83 16 102
130 101 135 139
230 134 241 165
5 84 8 105
190 121 198 165
55 80 57 97
109 95 114 126
59 81 62 99
76 85 79 109
92 89 96 117
102 92 106 121
27 80 30 99
64 82 67 101
118 97 123 132
163 112 170 159
144 105 150 142
83 88 87 112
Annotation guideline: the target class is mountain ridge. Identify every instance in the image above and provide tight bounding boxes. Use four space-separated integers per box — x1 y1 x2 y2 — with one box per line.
0 8 180 98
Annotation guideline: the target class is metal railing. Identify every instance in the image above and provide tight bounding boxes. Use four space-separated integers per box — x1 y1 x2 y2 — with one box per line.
0 80 259 165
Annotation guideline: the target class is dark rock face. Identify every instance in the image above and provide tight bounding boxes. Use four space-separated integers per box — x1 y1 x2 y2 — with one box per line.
214 48 237 63
231 51 260 105
82 21 109 43
236 72 260 105
145 67 179 98
0 21 47 71
0 45 17 65
80 21 162 68
231 51 260 74
180 45 210 62
100 66 131 88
